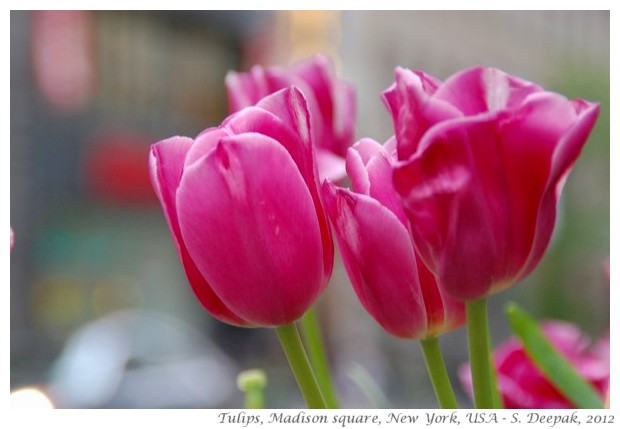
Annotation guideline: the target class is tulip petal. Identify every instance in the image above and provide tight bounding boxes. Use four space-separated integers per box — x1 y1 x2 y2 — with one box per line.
291 56 333 149
519 100 600 279
177 133 324 326
149 137 249 326
394 148 468 278
291 55 334 114
225 68 263 112
433 67 543 115
350 137 385 165
498 93 596 282
395 90 595 299
415 256 466 336
394 114 508 300
292 54 356 156
253 87 334 286
225 65 289 112
345 139 379 196
346 137 409 225
150 137 191 223
256 86 313 150
365 152 409 226
223 104 318 191
315 148 346 182
383 67 462 160
322 181 428 339
184 127 231 169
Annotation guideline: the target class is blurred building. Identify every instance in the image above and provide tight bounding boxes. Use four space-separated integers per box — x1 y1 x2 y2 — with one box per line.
10 10 274 408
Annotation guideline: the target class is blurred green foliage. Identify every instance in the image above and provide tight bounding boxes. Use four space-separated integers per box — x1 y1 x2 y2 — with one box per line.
521 62 610 335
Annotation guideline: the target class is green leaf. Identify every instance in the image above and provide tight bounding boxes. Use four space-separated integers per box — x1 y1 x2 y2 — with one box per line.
505 303 604 409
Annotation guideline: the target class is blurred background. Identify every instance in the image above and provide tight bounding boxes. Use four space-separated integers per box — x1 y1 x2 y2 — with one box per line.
10 10 609 408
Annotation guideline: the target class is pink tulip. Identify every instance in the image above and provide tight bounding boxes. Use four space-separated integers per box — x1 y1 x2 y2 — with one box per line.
226 55 356 181
322 137 465 339
459 321 610 408
385 66 600 300
149 87 333 327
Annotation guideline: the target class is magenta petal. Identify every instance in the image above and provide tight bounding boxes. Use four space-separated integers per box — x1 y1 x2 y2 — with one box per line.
150 137 192 229
345 137 408 224
350 137 386 164
518 100 600 279
184 127 231 169
225 69 264 112
229 94 334 286
433 67 488 114
177 246 251 327
254 87 334 286
394 152 467 280
383 67 462 160
498 94 598 282
149 137 249 326
292 55 356 156
415 257 465 336
256 86 313 150
365 153 408 226
315 148 346 182
395 91 599 300
394 116 504 300
549 100 600 188
226 56 356 158
413 70 442 94
225 65 289 112
322 182 428 339
345 140 375 196
291 55 333 150
223 105 314 186
177 133 324 326
433 67 543 115
291 55 335 108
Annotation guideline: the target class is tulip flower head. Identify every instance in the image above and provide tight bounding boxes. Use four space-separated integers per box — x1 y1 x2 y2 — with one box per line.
150 87 333 327
385 66 600 300
322 137 465 339
459 321 610 408
226 55 356 181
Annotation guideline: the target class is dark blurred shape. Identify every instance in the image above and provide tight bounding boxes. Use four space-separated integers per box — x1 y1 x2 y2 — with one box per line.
83 131 156 205
31 11 96 112
48 309 238 408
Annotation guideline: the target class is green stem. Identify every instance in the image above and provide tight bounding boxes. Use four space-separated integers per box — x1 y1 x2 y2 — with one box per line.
488 334 504 408
275 324 327 409
420 337 459 409
466 298 500 408
300 307 340 408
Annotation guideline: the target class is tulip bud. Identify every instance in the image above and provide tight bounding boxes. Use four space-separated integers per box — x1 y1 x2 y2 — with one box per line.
150 87 333 327
386 66 600 301
322 137 464 339
226 55 356 181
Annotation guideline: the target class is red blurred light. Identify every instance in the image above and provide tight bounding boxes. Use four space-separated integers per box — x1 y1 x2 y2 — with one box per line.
84 132 157 206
